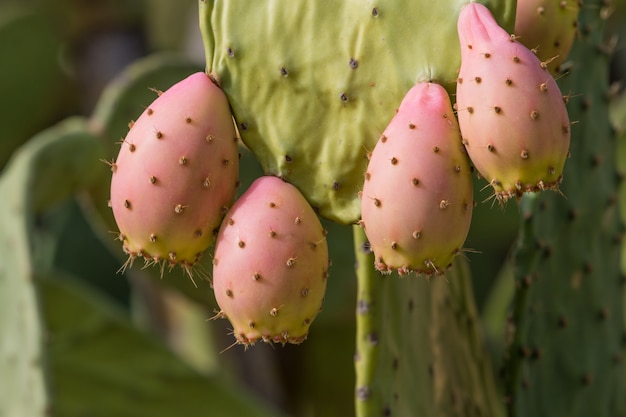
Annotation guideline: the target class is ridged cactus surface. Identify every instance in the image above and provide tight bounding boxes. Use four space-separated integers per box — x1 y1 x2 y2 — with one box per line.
200 0 515 224
505 1 626 416
354 227 503 417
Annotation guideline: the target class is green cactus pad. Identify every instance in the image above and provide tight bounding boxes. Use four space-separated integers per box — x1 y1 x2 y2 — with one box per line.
0 117 105 417
200 0 515 223
506 2 626 415
353 227 504 417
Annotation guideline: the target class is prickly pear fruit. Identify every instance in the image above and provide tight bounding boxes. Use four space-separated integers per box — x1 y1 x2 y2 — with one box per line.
109 72 239 276
360 82 473 276
212 176 329 346
456 3 571 202
514 0 580 73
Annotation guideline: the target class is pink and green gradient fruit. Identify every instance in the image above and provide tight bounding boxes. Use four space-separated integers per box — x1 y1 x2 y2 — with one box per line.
109 72 239 274
514 0 580 73
360 82 473 276
456 2 571 202
212 176 329 346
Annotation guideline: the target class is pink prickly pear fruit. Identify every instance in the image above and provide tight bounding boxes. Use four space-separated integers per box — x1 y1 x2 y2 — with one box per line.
109 72 239 275
360 82 473 276
456 3 571 203
515 0 580 73
212 176 329 346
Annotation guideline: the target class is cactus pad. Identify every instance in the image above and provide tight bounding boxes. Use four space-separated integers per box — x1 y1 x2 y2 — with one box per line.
505 2 626 415
200 0 515 223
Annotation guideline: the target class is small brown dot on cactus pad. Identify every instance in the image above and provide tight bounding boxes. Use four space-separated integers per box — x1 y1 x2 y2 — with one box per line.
185 117 192 124
146 108 153 116
433 146 440 153
371 7 378 16
301 288 309 297
269 202 276 208
487 144 496 152
412 178 420 186
390 241 398 250
280 66 288 77
149 233 157 242
286 257 297 267
179 156 188 165
494 106 502 114
124 199 131 209
270 307 279 317
174 204 187 214
225 289 233 298
238 240 246 248
340 92 348 102
155 131 163 139
467 106 474 114
295 216 302 224
513 56 520 63
474 76 482 83
390 157 398 165
349 58 358 69
505 78 513 86
373 198 381 207
227 47 235 57
408 123 416 129
364 172 371 180
530 110 539 120
439 200 450 209
269 230 277 238
521 150 529 159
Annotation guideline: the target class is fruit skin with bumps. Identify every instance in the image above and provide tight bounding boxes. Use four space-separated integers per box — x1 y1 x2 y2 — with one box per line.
360 82 473 276
109 72 239 272
212 176 329 346
456 2 571 202
514 0 580 73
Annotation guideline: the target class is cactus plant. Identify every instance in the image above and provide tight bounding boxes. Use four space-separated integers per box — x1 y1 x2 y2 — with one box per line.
1 0 625 416
503 1 626 415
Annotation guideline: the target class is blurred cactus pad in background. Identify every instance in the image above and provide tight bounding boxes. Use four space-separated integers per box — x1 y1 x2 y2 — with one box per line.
0 0 625 416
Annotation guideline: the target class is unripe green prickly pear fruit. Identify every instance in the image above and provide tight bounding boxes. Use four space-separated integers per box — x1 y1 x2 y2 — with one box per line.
212 176 329 346
456 2 571 203
514 0 580 73
360 82 473 276
109 72 239 276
